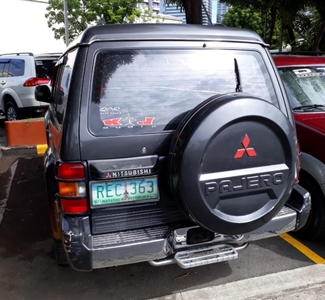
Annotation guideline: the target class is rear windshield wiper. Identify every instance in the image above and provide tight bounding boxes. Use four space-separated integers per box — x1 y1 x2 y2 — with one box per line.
234 58 242 93
293 104 325 111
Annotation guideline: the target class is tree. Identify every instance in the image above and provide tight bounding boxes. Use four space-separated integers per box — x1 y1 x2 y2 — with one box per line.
222 6 281 49
45 0 142 44
284 7 317 52
222 6 263 36
221 0 276 44
312 0 325 51
221 0 311 49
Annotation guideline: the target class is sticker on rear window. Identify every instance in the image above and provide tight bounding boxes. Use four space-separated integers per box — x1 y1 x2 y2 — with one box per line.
102 116 155 128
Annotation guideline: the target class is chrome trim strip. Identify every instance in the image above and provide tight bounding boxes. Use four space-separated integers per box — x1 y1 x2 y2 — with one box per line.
199 163 289 181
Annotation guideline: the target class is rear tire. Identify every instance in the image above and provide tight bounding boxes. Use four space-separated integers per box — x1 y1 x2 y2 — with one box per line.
52 239 68 266
293 172 325 239
5 100 20 121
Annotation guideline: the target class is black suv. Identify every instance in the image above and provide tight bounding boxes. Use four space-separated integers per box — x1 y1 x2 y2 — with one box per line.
36 24 311 271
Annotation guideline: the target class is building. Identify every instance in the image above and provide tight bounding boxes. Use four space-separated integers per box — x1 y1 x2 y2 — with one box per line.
140 0 161 14
162 3 186 24
137 0 183 23
134 13 183 24
202 0 213 25
161 0 213 25
216 0 230 24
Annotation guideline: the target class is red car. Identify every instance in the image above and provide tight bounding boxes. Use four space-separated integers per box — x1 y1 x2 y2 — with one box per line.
274 54 325 239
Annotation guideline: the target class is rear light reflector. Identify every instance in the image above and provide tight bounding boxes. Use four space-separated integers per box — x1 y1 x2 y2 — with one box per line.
59 182 77 196
23 77 50 87
296 142 301 183
58 182 86 197
60 198 88 214
58 163 85 179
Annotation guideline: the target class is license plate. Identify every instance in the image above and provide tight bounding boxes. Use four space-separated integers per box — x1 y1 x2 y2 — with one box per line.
91 176 159 207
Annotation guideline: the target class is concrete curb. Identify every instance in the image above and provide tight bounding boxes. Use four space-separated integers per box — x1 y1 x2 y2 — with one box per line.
150 264 325 300
0 144 47 157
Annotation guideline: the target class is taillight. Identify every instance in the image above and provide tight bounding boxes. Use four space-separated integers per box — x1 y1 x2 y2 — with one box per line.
57 163 88 214
58 163 85 179
37 78 51 85
61 199 88 214
23 77 50 87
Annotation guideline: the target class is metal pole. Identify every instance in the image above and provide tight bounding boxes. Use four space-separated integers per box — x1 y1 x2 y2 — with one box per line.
64 0 69 46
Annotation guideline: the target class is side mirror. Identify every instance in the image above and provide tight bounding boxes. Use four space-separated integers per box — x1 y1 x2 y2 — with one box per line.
35 85 51 103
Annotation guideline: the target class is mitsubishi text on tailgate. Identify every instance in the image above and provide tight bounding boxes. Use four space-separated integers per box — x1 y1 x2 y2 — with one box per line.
35 24 311 271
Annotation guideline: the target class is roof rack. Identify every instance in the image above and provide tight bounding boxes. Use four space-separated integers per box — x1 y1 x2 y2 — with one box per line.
35 52 62 56
0 52 34 57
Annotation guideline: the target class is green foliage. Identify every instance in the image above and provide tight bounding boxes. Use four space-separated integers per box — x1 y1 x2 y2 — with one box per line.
222 6 281 48
222 6 263 35
45 0 142 43
220 0 322 50
290 7 323 52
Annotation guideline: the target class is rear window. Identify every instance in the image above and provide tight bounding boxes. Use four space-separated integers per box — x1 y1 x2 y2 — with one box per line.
89 49 276 135
35 59 58 79
278 66 325 108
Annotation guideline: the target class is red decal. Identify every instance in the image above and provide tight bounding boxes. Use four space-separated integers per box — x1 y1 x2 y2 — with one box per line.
103 118 122 126
137 117 155 126
234 134 257 159
234 149 245 159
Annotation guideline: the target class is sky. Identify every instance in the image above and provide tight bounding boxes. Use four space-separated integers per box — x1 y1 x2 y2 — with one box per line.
0 0 66 55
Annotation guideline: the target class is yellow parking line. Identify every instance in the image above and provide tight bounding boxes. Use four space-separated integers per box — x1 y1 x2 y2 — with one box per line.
280 233 325 264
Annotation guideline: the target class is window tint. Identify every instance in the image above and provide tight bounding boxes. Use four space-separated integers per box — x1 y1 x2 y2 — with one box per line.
278 66 325 108
56 65 71 124
51 54 73 125
90 49 276 135
8 59 25 76
51 64 65 124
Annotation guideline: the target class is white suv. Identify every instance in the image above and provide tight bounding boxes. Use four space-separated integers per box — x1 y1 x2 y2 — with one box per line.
0 52 60 120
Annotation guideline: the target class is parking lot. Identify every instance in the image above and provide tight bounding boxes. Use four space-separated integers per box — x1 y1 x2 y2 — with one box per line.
1 152 325 299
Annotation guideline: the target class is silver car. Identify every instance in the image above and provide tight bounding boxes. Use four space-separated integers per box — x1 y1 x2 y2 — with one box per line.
0 52 60 120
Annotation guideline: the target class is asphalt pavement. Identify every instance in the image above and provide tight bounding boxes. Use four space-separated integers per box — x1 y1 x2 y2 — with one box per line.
1 118 325 299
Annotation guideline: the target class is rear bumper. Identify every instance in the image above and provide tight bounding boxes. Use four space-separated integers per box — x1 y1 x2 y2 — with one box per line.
60 184 311 271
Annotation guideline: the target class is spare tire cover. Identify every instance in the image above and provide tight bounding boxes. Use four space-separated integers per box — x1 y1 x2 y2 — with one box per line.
168 93 298 235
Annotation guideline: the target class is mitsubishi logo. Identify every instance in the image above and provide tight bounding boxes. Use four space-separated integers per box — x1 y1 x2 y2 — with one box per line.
234 134 257 159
